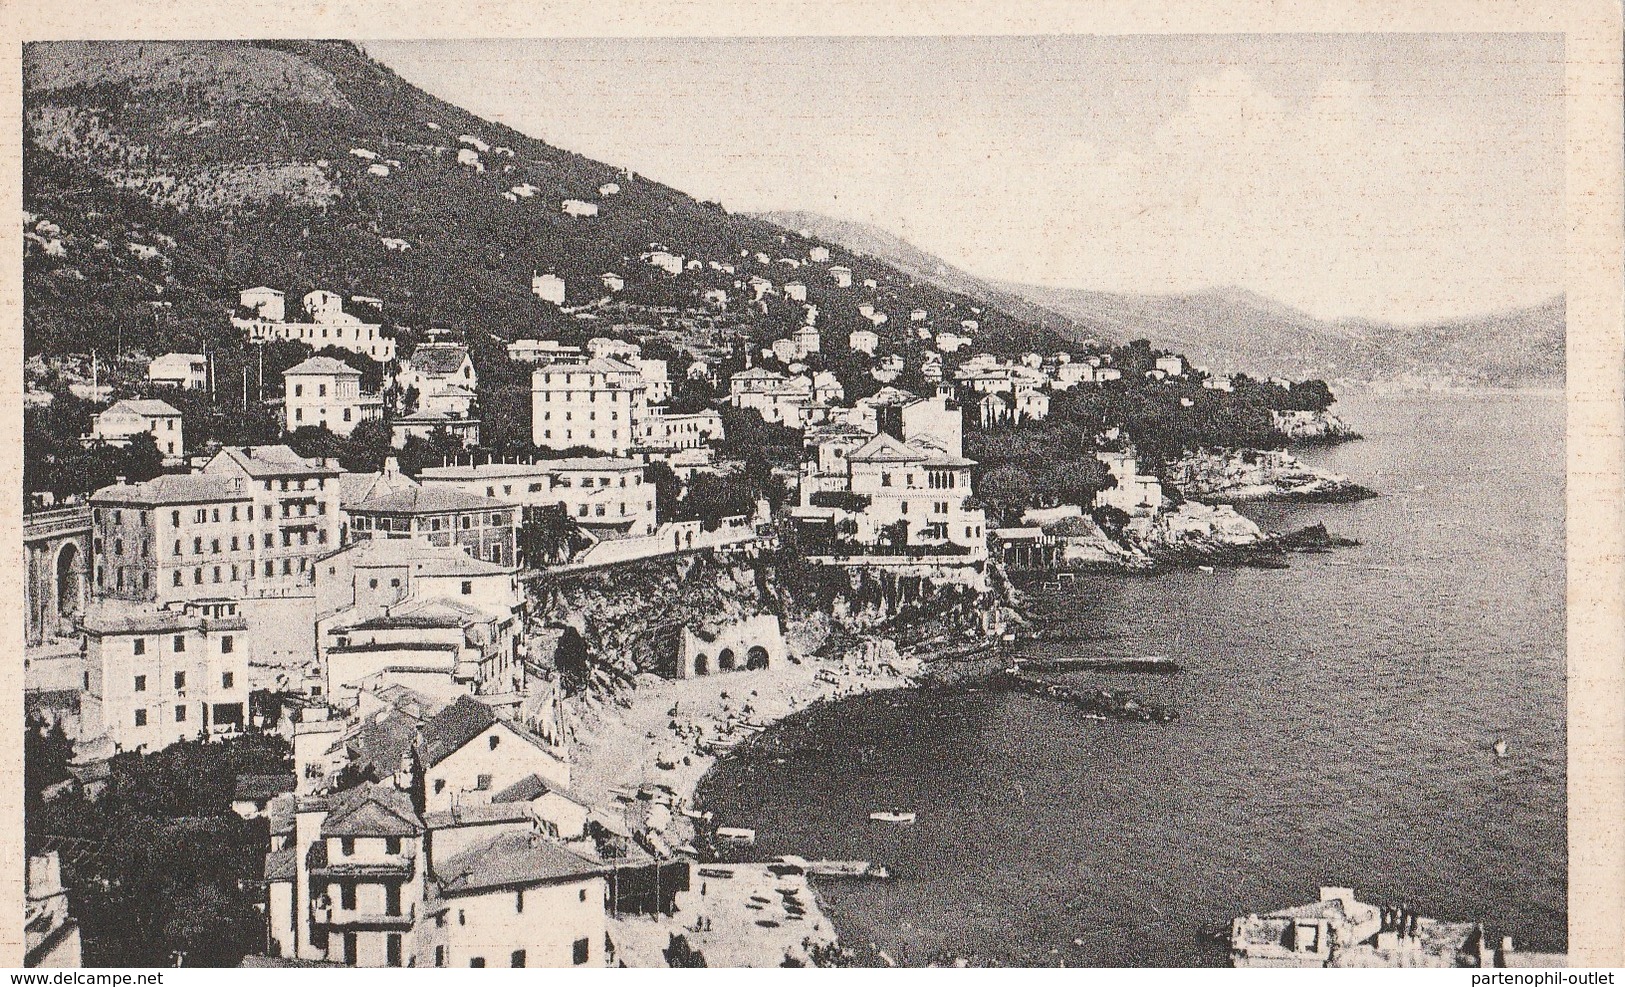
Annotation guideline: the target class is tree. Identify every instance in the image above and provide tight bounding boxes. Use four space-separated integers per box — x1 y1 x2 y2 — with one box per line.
338 417 394 473
976 464 1036 523
285 424 344 462
1033 458 1112 508
644 461 681 522
519 505 590 566
678 473 755 530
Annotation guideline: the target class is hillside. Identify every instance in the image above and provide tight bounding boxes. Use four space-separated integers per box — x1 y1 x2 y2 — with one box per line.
754 210 1565 387
22 40 1068 444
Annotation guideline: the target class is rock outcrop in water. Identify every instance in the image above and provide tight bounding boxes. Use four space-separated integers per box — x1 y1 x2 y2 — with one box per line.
1168 448 1378 503
1271 408 1362 445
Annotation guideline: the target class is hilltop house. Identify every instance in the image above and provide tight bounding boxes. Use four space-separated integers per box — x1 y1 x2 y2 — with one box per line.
848 329 879 355
234 289 396 362
283 357 385 438
507 339 584 365
531 274 566 306
148 352 208 390
396 344 477 417
87 398 184 463
1095 450 1164 517
560 199 598 218
829 266 852 288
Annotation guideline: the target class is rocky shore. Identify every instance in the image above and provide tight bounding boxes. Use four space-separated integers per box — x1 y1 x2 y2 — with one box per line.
1168 447 1378 504
1271 408 1362 445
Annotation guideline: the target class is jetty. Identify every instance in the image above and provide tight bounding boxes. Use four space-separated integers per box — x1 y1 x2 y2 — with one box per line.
1012 655 1182 675
991 669 1177 722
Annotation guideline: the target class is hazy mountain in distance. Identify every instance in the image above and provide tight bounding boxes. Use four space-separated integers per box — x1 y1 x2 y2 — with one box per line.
754 210 1564 386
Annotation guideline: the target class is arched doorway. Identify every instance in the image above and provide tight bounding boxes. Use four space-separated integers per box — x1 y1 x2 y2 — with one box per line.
718 649 735 671
746 646 770 670
55 542 83 617
694 653 709 676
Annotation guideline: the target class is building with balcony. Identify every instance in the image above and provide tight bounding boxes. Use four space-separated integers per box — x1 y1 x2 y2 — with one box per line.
344 486 518 567
86 398 185 463
148 352 208 390
530 358 650 456
90 474 256 605
417 458 655 537
283 357 385 437
202 445 345 592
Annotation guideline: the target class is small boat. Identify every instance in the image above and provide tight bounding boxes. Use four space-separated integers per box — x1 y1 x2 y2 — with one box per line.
869 811 917 825
1197 565 1215 573
1494 739 1509 758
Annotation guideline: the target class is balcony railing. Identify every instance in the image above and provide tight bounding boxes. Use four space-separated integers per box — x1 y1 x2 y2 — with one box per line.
311 854 416 881
311 902 416 928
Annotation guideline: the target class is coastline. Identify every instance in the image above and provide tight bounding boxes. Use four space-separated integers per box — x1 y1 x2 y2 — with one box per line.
567 638 926 967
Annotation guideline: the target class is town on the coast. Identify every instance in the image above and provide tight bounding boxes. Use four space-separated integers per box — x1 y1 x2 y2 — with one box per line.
20 40 1562 970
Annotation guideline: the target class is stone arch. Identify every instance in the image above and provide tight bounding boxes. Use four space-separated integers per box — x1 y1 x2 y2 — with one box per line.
718 648 736 671
55 541 83 618
746 646 770 670
693 653 710 676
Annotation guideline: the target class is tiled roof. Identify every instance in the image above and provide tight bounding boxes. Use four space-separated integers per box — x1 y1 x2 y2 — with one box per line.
403 344 470 376
285 356 361 377
319 782 423 837
91 472 249 507
434 831 606 895
103 398 181 417
416 695 497 768
209 445 337 479
353 485 508 515
847 431 929 465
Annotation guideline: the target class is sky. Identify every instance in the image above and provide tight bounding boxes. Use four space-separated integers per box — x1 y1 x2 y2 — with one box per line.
363 35 1564 323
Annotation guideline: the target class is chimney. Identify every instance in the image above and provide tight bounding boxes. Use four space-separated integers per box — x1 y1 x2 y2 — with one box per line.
383 457 401 477
115 475 127 486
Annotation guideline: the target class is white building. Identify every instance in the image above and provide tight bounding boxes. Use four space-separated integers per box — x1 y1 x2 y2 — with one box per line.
808 246 830 262
80 597 253 751
507 339 584 365
87 398 185 462
848 329 879 355
148 352 208 390
284 357 385 437
240 286 286 322
1156 355 1186 377
531 273 566 305
560 199 599 218
828 266 852 288
419 458 656 537
636 359 671 403
784 282 807 302
600 272 624 292
234 289 395 362
397 344 477 412
1095 450 1164 516
530 359 650 455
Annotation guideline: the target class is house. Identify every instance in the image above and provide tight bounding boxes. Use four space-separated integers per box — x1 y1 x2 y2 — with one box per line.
560 199 598 218
1204 374 1236 392
240 286 287 322
669 614 786 679
642 251 683 275
344 486 518 567
284 357 385 437
87 398 185 462
79 597 253 751
600 272 625 292
148 352 208 390
587 338 642 361
935 332 972 353
531 359 650 455
636 359 671 403
531 273 566 305
791 431 986 561
979 392 1011 428
910 308 928 322
808 246 830 262
729 367 787 413
598 182 620 196
812 370 844 406
1014 388 1050 422
417 696 570 813
1094 450 1163 516
848 329 879 355
828 266 852 288
397 343 476 415
421 831 607 968
794 323 821 355
784 282 807 302
1156 355 1186 377
1230 888 1387 968
507 339 584 365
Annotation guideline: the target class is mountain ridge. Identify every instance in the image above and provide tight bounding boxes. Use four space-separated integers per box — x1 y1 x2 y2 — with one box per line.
752 209 1565 385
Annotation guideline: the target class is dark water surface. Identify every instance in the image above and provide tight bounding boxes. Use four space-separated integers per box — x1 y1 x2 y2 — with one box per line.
696 391 1566 966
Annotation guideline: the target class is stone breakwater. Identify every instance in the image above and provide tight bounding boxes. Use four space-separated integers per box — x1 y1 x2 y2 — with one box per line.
1168 448 1378 504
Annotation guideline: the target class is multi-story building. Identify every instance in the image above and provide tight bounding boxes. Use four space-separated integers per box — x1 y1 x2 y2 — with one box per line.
148 353 208 390
90 474 256 604
284 357 385 437
234 289 397 363
202 445 345 592
396 344 477 412
530 359 649 455
506 339 584 365
86 398 185 463
417 458 655 537
639 408 724 453
345 486 518 567
79 597 252 750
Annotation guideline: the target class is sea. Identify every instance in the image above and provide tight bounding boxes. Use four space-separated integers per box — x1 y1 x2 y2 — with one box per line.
694 390 1567 966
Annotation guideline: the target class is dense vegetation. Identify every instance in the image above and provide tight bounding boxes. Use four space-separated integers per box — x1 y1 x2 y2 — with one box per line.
27 719 291 967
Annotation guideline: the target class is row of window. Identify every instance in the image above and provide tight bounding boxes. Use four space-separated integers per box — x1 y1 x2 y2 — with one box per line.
538 410 622 422
539 429 625 443
131 635 232 657
133 669 234 691
536 385 636 398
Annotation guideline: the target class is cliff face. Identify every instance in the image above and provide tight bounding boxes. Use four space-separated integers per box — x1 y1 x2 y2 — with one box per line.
525 553 1003 686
